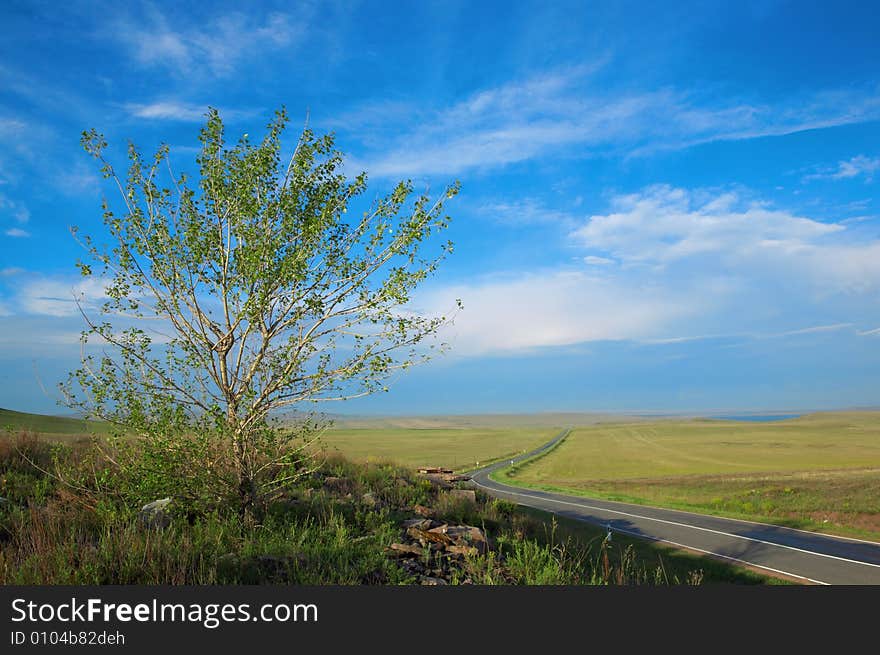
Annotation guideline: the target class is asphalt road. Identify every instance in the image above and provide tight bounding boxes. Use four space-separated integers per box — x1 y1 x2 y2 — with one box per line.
469 429 880 585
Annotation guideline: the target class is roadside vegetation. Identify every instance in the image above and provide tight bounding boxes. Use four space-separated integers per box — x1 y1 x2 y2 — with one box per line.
0 429 777 585
496 412 880 541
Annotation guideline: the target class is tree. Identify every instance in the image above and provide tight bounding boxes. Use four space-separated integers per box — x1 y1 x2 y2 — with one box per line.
62 107 459 516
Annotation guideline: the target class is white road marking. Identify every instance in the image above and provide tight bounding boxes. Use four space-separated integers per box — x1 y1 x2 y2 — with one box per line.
601 524 830 585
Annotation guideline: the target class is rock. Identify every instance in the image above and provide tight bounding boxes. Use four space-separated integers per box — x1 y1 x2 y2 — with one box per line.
420 576 448 586
216 553 240 577
449 489 476 503
324 476 349 493
446 544 478 557
423 474 454 489
402 518 434 529
443 525 487 544
139 497 172 529
387 543 424 557
407 527 453 545
412 504 433 517
257 555 285 571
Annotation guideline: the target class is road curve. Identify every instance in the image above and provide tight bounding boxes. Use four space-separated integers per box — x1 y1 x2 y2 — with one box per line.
469 429 880 585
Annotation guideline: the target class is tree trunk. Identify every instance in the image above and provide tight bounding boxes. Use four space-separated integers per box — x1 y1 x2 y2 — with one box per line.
229 408 257 520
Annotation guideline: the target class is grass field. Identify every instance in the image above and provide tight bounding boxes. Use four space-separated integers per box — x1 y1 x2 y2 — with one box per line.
1 407 559 471
497 412 880 540
317 426 558 470
0 407 816 582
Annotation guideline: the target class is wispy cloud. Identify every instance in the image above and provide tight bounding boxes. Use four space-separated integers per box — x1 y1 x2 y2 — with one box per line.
4 228 30 238
343 68 880 177
0 112 55 186
475 198 579 227
0 117 27 138
12 275 109 317
0 192 29 224
115 10 308 77
803 155 880 183
769 323 853 338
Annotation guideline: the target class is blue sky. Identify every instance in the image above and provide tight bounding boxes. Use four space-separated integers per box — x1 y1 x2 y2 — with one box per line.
1 0 879 415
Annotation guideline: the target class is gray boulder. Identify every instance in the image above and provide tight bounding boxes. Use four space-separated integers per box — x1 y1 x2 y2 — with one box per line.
139 497 172 529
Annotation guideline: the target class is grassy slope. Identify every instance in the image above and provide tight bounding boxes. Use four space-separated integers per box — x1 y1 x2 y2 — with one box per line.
497 412 880 540
318 426 558 470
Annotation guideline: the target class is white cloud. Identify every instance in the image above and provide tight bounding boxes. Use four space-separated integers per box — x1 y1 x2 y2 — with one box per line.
17 276 109 317
5 228 30 238
416 187 880 356
0 267 24 276
833 155 879 180
117 10 306 77
572 185 844 265
573 186 880 298
584 256 615 266
124 101 255 123
125 101 212 122
804 155 880 182
416 270 698 355
344 68 880 177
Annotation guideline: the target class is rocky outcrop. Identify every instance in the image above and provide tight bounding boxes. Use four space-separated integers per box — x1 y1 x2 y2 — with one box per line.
386 516 490 585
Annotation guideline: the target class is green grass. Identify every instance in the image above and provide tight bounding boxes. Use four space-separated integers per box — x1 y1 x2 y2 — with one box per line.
1 409 835 583
0 407 110 439
497 411 880 540
1 431 768 585
317 426 558 470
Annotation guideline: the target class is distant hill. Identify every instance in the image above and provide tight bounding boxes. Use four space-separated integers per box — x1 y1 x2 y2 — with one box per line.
0 408 110 437
301 412 669 430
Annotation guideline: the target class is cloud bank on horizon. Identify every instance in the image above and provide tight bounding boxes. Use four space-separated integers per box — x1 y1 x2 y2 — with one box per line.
1 0 879 414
